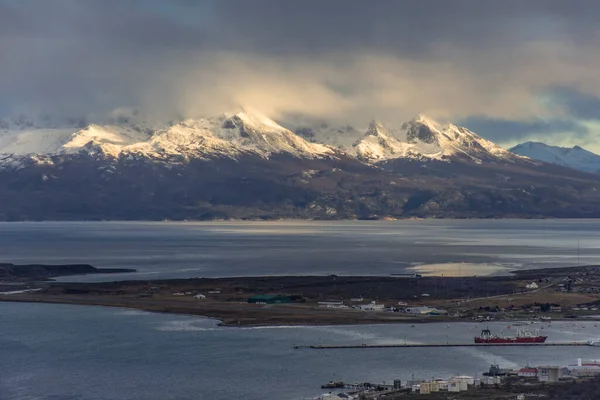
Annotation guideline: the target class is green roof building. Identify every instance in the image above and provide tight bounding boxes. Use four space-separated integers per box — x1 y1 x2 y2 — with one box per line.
247 294 291 304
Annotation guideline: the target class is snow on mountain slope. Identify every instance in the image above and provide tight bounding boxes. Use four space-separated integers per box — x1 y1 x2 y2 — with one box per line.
352 115 517 163
210 111 333 157
63 125 153 157
0 110 333 165
0 110 521 168
0 125 153 157
510 141 600 174
0 128 79 155
125 119 240 160
128 111 333 160
292 122 362 151
352 121 415 161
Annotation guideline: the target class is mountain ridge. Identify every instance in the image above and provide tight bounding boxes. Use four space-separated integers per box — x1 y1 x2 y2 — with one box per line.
2 110 600 220
0 110 523 167
510 141 600 174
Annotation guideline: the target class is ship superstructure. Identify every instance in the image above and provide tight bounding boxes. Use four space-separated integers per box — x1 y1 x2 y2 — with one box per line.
474 328 547 344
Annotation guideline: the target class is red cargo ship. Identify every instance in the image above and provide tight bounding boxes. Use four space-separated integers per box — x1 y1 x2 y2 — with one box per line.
474 328 547 344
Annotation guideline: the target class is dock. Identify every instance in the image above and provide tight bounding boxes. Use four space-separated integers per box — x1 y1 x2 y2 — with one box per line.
295 342 589 349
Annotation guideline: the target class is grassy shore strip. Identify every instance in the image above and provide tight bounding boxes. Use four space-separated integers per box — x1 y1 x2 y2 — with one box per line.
0 294 451 326
2 265 600 326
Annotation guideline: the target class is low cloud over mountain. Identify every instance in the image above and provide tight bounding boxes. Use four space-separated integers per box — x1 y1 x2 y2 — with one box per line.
2 1 600 151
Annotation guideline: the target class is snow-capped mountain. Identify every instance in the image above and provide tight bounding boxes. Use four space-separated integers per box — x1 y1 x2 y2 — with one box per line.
0 111 334 166
0 124 153 158
124 112 334 161
293 122 362 151
352 121 408 161
352 115 516 163
510 141 600 174
2 110 600 221
0 110 522 167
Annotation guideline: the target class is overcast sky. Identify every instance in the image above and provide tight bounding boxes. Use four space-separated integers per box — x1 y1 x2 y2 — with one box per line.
2 0 600 149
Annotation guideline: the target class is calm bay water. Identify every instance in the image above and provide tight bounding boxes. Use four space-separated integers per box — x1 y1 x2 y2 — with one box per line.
0 220 599 281
3 220 600 399
2 302 600 400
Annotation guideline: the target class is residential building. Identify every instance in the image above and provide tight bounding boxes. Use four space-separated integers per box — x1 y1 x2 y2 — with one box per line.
518 368 538 377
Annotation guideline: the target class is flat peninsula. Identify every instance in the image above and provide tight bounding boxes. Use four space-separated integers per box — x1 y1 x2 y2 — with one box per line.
3 265 600 326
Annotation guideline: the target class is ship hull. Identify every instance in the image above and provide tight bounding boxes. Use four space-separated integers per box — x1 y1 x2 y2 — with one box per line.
474 336 547 344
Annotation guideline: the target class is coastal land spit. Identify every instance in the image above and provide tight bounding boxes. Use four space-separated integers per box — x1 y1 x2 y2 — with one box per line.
2 263 600 326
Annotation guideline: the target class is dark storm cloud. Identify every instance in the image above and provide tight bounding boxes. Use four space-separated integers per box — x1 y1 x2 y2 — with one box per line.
2 0 600 148
0 0 214 117
546 87 600 121
4 0 598 54
212 0 600 58
211 1 547 55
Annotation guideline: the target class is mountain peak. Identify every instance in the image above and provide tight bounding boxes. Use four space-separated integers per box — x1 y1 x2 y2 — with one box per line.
510 141 600 174
216 109 286 133
364 120 390 137
352 121 406 161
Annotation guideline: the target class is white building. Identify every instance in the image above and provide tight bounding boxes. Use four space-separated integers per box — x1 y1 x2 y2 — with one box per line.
447 382 461 392
359 301 384 311
567 358 600 377
525 282 539 290
451 375 474 385
518 368 538 377
537 366 563 382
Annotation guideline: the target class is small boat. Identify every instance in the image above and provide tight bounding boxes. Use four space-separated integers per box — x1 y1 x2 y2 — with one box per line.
587 340 600 347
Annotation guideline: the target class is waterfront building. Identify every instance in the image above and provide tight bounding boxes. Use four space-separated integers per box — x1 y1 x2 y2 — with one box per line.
518 367 538 377
537 366 563 382
359 301 384 311
567 358 600 377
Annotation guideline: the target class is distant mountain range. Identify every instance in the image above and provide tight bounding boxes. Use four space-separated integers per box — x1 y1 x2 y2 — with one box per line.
510 141 600 174
0 112 519 166
1 111 600 220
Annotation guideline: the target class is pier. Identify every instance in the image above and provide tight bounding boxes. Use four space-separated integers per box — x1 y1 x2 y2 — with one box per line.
295 342 589 349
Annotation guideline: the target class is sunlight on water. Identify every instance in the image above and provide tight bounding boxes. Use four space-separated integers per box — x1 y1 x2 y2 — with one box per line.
408 262 511 276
